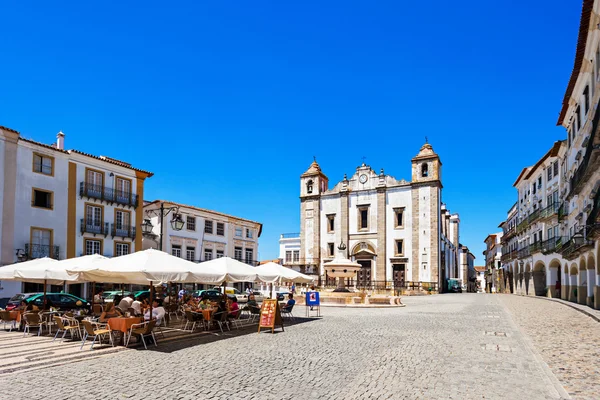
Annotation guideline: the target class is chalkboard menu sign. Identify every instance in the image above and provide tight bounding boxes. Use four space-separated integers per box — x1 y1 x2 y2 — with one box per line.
258 299 284 333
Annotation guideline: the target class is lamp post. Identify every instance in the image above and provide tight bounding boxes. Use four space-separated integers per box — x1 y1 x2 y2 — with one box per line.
141 203 185 251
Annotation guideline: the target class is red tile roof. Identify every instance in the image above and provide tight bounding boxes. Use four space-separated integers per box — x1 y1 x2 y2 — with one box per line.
557 0 594 126
0 125 20 134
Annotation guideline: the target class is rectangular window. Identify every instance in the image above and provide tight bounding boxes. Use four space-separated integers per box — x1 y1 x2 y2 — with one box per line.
216 222 225 236
85 204 103 233
204 249 213 261
358 206 369 230
84 239 101 256
115 242 130 257
86 168 104 189
584 86 590 114
394 208 404 228
547 166 552 181
285 251 292 263
234 247 243 261
204 220 213 234
32 188 53 209
216 250 224 258
547 228 553 239
395 240 404 256
532 182 536 194
328 243 334 257
171 245 182 258
235 227 242 237
293 250 299 262
553 161 559 177
115 177 131 203
246 228 253 238
186 216 196 231
115 209 131 236
32 153 54 176
245 248 253 264
186 247 195 261
575 106 581 132
327 214 335 232
30 228 53 258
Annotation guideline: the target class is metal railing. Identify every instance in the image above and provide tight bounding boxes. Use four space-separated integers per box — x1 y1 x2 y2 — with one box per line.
351 280 439 292
587 189 600 227
539 202 560 220
111 223 136 239
527 208 542 224
24 243 60 260
529 241 542 254
79 182 138 208
541 237 559 254
569 98 600 197
517 246 531 259
80 219 109 236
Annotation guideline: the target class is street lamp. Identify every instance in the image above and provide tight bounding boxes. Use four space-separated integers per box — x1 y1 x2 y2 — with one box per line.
143 203 184 251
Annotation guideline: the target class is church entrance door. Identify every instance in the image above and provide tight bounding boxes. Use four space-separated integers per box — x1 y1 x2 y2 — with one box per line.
356 260 372 288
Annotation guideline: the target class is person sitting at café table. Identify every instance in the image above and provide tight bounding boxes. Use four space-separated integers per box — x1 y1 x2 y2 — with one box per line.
99 302 122 323
93 289 105 304
228 297 239 319
211 299 229 325
131 296 142 316
282 294 295 312
199 296 212 310
144 299 166 322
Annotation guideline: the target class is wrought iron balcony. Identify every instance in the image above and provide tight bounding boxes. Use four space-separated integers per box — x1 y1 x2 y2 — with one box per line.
527 208 542 224
539 202 560 220
24 243 60 260
568 101 600 198
559 233 594 260
516 219 528 233
111 223 136 239
517 246 531 259
541 237 559 254
79 182 138 208
529 241 542 254
80 219 109 237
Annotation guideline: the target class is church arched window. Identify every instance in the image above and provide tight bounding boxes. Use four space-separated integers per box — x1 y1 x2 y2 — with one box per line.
421 163 428 177
307 180 314 194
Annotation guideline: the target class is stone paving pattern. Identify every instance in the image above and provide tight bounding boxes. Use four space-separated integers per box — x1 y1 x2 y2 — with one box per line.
0 294 594 399
500 295 600 400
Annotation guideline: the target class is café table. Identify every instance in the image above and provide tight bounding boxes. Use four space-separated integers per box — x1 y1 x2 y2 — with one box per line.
108 317 142 345
9 311 21 323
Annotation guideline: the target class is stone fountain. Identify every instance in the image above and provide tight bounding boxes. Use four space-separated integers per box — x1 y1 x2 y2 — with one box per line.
323 241 361 292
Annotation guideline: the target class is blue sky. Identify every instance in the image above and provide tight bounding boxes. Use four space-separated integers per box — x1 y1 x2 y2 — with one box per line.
0 1 581 262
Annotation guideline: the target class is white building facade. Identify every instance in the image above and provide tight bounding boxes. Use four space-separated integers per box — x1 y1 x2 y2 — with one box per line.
142 200 262 268
0 126 152 300
298 143 465 292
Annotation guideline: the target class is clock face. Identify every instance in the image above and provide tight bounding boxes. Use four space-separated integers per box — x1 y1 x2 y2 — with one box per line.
359 174 368 184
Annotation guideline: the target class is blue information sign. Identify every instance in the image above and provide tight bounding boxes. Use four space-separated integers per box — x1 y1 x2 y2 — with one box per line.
306 291 320 306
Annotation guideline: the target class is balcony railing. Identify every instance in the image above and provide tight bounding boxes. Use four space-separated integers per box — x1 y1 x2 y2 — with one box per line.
24 243 60 260
516 219 528 233
587 189 600 227
539 202 560 220
79 182 138 208
569 99 600 197
80 219 109 237
111 223 136 239
527 208 542 225
541 237 559 254
517 246 531 259
529 241 542 254
559 233 594 260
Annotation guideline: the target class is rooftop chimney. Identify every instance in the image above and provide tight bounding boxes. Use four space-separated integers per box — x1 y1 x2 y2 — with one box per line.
56 131 65 150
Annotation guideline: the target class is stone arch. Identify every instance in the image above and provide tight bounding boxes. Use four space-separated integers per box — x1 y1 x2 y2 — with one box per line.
532 261 547 296
569 263 578 302
562 263 569 300
524 263 532 295
579 256 587 286
586 252 596 305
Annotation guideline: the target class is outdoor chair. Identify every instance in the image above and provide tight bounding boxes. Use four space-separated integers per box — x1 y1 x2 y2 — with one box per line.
23 313 47 336
92 304 103 316
80 320 113 350
229 309 244 329
53 316 80 342
248 305 261 323
41 312 57 334
280 304 295 321
155 316 166 338
183 310 200 332
166 304 179 322
0 311 18 332
212 311 230 333
126 320 157 350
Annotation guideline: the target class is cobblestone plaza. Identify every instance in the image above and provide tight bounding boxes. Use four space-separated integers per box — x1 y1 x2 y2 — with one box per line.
0 294 598 399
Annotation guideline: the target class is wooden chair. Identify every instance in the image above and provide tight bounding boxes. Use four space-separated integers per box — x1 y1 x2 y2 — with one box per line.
0 311 18 332
126 320 157 349
53 316 80 342
80 320 113 350
23 313 46 336
92 304 103 316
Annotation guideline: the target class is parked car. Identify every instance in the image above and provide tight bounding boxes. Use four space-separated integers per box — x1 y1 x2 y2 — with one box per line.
5 293 37 311
133 290 151 302
250 291 265 302
192 289 236 303
22 293 91 311
225 287 248 303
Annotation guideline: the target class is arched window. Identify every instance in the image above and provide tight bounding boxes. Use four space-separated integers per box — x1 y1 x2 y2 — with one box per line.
307 180 314 194
421 163 429 177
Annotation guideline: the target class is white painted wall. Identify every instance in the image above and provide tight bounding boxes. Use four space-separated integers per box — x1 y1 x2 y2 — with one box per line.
385 187 412 281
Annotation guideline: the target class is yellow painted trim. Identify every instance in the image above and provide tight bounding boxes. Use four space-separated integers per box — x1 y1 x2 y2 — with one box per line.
83 237 104 255
29 227 54 258
32 152 55 177
67 162 77 258
134 172 145 251
31 187 54 210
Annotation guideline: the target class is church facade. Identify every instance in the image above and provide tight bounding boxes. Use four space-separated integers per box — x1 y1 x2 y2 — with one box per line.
298 143 462 292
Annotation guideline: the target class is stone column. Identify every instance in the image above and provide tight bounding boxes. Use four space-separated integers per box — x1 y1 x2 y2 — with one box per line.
594 285 600 310
578 284 587 305
1 130 18 267
376 188 386 284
